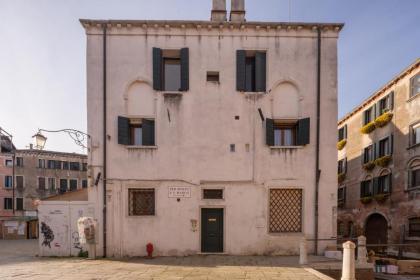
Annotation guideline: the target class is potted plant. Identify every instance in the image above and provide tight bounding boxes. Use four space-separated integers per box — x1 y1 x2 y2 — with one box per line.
374 193 389 203
360 196 373 204
374 155 392 167
363 161 375 171
337 139 347 150
374 111 393 128
360 122 376 134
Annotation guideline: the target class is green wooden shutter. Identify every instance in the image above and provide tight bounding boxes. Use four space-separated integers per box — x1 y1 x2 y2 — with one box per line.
390 134 394 155
297 118 310 145
372 178 378 195
153 48 162 90
118 116 130 145
344 157 348 174
265 118 274 146
389 91 394 110
180 48 189 91
142 119 155 146
344 124 348 139
255 52 266 92
236 50 246 91
388 173 393 193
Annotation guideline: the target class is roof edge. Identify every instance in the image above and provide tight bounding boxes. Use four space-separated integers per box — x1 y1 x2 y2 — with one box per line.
338 58 420 126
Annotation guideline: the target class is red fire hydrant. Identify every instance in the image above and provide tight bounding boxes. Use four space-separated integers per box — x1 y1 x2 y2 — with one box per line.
146 243 154 258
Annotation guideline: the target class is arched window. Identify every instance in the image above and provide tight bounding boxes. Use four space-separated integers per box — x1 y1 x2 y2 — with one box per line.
408 157 420 190
337 221 345 237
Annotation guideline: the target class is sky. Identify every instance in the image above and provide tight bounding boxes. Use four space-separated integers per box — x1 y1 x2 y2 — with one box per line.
0 0 419 153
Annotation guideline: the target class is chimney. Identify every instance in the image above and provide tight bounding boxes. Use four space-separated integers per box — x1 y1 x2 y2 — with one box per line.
211 0 227 22
230 0 246 22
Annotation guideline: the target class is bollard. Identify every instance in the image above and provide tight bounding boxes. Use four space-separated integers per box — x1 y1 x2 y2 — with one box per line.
357 235 367 264
299 237 308 265
341 241 356 280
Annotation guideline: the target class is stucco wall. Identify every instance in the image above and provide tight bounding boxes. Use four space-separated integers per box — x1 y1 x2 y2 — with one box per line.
84 22 340 256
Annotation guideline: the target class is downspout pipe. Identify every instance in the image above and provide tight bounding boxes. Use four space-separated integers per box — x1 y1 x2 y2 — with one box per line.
314 26 322 255
102 24 107 257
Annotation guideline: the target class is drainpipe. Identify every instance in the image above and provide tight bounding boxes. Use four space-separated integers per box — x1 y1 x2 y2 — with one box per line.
12 153 15 214
314 27 321 255
102 24 107 257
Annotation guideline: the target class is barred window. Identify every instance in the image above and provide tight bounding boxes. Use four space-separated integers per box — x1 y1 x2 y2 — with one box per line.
269 189 302 233
203 189 223 199
129 189 155 216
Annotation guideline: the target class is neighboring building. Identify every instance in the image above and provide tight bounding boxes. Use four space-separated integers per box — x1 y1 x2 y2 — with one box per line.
0 134 15 239
0 147 88 239
337 59 420 257
82 0 343 257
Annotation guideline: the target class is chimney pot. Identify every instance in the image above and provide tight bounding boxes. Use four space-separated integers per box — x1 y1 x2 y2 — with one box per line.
211 0 227 22
230 0 246 22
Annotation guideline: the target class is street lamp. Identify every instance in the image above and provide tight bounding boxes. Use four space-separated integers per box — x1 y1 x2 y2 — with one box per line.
33 129 90 150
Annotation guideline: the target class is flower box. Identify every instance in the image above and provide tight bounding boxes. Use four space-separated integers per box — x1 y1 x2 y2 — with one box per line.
337 139 347 150
360 122 376 134
374 155 392 167
363 161 375 171
360 196 373 204
374 112 393 128
338 173 346 183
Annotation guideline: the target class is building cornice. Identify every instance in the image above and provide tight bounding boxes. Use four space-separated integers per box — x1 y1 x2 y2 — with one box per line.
79 19 344 33
338 58 420 126
15 149 87 159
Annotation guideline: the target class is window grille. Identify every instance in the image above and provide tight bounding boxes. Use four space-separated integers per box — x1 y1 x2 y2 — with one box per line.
269 189 302 233
129 189 155 216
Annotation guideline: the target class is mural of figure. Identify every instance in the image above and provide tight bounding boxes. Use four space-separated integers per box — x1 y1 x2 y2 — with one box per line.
41 222 54 248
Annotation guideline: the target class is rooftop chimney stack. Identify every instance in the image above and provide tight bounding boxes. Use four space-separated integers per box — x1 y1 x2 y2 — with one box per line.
230 0 246 22
211 0 227 22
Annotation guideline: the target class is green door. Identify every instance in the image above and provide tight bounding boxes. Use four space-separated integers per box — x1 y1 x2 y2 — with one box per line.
201 208 223 252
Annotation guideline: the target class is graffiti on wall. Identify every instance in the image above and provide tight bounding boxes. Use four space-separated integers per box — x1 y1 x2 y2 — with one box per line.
40 222 54 248
72 231 82 250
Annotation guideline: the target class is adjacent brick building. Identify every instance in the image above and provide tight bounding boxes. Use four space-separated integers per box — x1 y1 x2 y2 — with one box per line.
337 59 420 257
0 146 88 239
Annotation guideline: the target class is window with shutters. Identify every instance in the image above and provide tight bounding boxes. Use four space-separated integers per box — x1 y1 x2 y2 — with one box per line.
410 73 420 98
118 117 155 147
38 159 46 169
5 176 12 188
59 179 67 193
408 217 420 237
409 121 420 147
360 179 373 198
16 176 23 189
48 178 56 190
129 188 155 216
69 179 78 191
236 50 266 92
338 186 346 206
266 118 309 147
16 157 23 167
338 126 347 141
338 158 347 174
408 158 420 190
378 136 392 157
363 145 374 163
153 48 189 92
5 159 13 167
82 179 88 189
62 161 69 170
274 122 297 146
269 189 302 233
378 93 393 114
70 162 80 171
376 173 391 194
363 107 374 125
82 163 87 171
38 177 46 190
4 198 12 210
16 198 23 211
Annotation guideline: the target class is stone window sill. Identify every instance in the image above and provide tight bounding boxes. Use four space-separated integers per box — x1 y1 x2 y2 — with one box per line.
405 186 420 192
163 91 183 96
269 146 303 149
407 142 420 150
126 145 158 149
